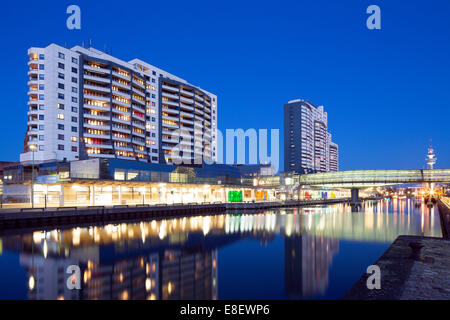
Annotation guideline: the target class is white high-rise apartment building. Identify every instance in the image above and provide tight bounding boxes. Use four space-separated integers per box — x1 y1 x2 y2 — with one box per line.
20 43 217 165
284 99 338 174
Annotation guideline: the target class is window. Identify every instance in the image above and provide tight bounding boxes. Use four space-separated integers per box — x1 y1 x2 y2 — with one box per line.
39 105 44 110
58 73 65 79
152 156 158 161
72 57 78 64
71 116 77 122
39 115 44 120
151 78 155 83
71 146 77 152
58 103 64 110
58 52 65 59
39 125 45 130
58 124 64 130
71 126 77 132
151 133 155 137
39 84 44 90
151 102 155 106
58 62 65 69
71 97 77 103
151 94 155 98
58 83 65 89
39 74 44 80
71 107 78 112
39 145 44 151
39 64 44 70
152 148 157 153
72 87 77 93
57 113 64 120
39 135 44 141
39 94 44 100
152 71 156 76
71 77 77 83
58 134 64 140
72 67 77 73
39 54 45 60
58 144 64 150
71 136 77 142
58 93 64 99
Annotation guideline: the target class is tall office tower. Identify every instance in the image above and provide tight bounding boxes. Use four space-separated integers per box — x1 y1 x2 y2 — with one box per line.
284 99 338 174
20 43 217 165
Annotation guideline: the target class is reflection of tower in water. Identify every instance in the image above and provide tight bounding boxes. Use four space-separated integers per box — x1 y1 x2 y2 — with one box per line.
284 235 339 299
20 248 218 300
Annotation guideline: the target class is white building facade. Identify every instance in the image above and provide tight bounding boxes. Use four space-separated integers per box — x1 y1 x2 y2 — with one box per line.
21 43 217 165
284 99 338 174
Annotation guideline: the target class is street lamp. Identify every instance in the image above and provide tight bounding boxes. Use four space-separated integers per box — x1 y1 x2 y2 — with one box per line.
29 144 37 208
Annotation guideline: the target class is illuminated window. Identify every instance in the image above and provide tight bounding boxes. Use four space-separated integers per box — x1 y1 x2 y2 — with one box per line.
57 113 65 120
71 136 77 142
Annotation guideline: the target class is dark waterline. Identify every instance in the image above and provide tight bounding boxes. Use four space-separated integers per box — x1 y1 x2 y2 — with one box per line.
0 199 442 300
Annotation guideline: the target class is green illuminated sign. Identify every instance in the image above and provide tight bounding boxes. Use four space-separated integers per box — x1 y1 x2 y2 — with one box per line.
228 190 243 202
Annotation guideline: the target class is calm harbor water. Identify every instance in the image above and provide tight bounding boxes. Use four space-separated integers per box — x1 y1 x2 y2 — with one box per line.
0 199 442 300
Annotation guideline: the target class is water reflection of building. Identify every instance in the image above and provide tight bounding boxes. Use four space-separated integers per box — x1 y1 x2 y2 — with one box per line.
285 236 338 299
20 248 217 300
2 200 443 300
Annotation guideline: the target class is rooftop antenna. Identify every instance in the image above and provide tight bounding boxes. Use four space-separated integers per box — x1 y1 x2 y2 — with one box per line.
82 40 85 48
88 39 92 47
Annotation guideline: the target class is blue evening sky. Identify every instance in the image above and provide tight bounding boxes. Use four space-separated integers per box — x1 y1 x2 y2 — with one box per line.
0 0 449 171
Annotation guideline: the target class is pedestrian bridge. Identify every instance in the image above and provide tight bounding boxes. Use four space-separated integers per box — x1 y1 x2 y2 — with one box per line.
299 169 450 188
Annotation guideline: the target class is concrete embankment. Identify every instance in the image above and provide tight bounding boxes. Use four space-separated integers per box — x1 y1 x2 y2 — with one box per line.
437 198 450 238
0 198 353 232
343 235 450 300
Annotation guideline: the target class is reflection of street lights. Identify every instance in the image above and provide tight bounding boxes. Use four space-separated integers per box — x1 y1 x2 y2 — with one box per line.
29 144 37 208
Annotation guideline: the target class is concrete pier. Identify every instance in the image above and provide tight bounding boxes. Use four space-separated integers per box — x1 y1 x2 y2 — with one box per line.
343 235 450 300
437 198 450 238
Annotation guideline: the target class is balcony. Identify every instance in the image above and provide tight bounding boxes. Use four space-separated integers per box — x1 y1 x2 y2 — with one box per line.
180 96 194 104
85 143 113 149
84 103 110 112
84 64 110 75
163 100 178 107
162 92 179 100
84 84 111 94
162 106 179 115
84 93 110 103
84 133 110 140
83 123 110 131
84 73 110 84
162 84 179 93
112 135 131 143
114 145 133 152
112 71 130 81
180 88 194 97
180 118 194 126
112 98 130 108
111 117 130 126
162 114 179 122
112 80 131 90
83 113 110 121
180 103 194 112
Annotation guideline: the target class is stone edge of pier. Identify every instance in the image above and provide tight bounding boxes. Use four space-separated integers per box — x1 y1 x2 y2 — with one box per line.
342 235 450 300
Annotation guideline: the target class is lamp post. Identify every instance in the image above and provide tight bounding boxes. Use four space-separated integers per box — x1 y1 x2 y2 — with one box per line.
29 144 37 208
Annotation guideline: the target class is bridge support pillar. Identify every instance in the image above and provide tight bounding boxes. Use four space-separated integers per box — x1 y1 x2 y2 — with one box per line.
351 188 362 212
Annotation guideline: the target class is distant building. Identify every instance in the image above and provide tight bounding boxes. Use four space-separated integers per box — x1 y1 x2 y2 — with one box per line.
284 99 338 174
